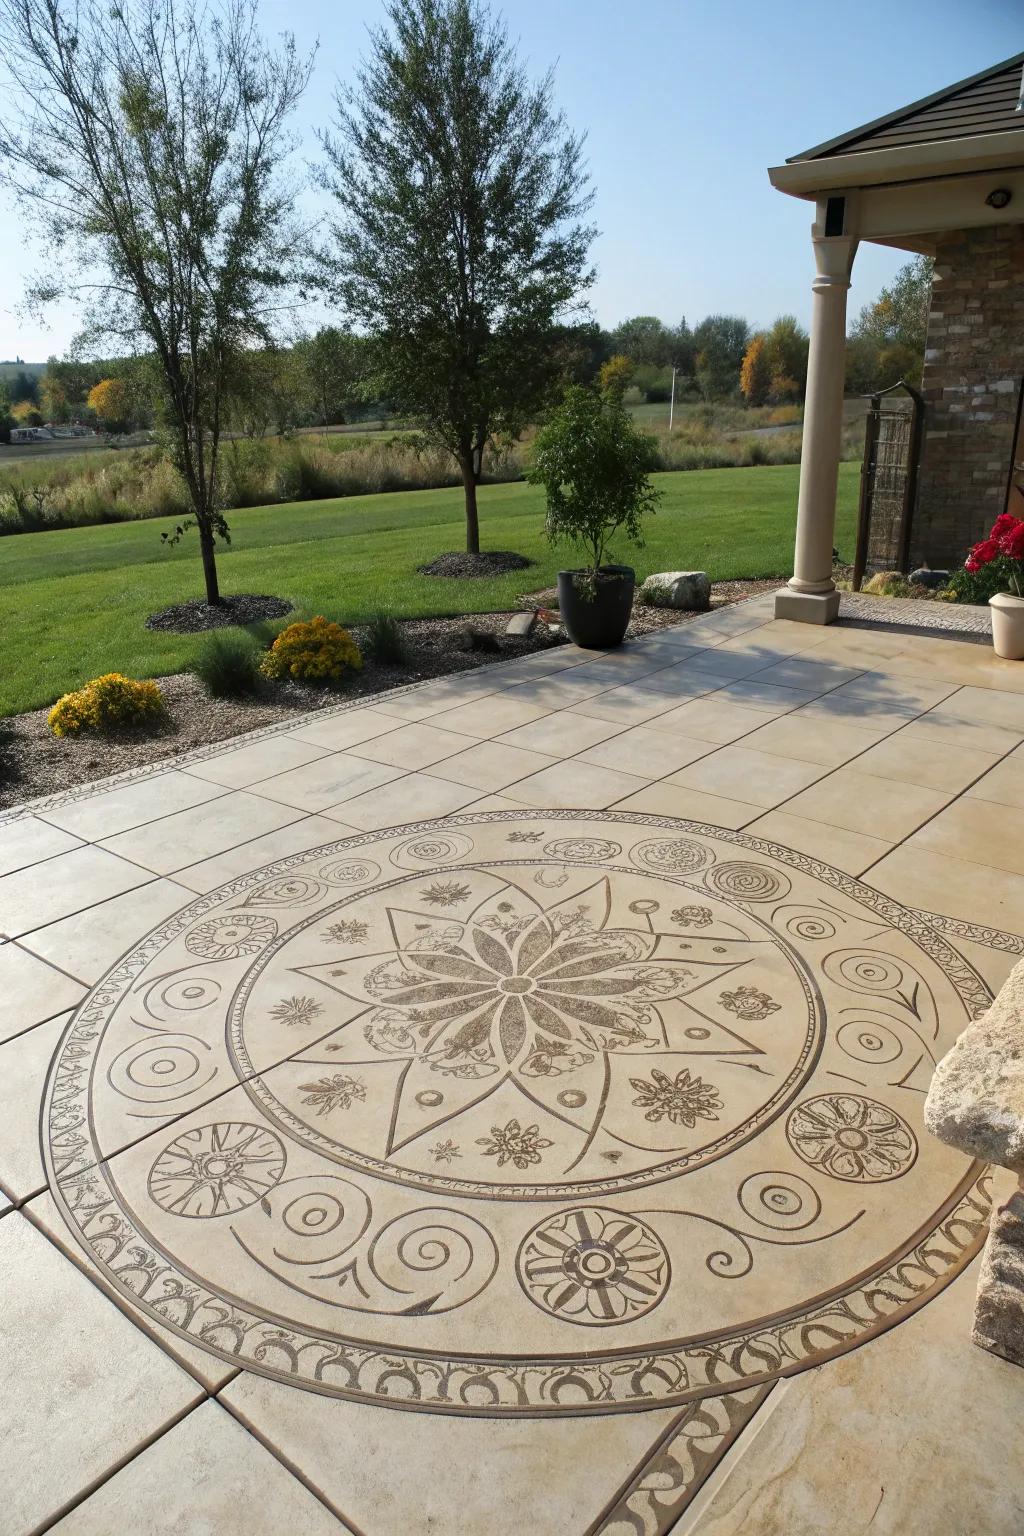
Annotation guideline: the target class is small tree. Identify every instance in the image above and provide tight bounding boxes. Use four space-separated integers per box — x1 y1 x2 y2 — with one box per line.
295 328 368 426
0 0 313 604
529 385 660 588
739 335 771 406
693 315 750 400
763 315 809 398
598 354 635 402
87 378 132 432
321 0 595 554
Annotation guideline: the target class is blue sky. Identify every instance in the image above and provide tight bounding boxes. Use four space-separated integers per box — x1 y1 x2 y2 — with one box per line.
1 0 1020 361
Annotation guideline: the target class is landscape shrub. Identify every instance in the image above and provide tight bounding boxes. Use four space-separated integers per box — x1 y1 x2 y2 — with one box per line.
48 673 165 736
364 608 409 665
193 632 263 697
942 564 1004 605
863 571 913 598
261 616 363 682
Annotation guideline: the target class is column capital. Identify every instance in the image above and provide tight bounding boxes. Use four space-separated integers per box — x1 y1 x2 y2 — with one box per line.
810 233 858 285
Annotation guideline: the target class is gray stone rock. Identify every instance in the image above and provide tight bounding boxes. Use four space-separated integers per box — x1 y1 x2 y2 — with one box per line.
909 567 951 589
639 571 711 611
505 611 537 638
924 958 1024 1173
973 1188 1024 1367
926 957 1024 1368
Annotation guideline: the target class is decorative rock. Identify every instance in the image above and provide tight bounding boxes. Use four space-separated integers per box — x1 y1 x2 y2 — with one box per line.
973 1189 1024 1366
639 571 711 611
925 956 1024 1366
909 567 951 589
505 611 537 638
924 960 1024 1174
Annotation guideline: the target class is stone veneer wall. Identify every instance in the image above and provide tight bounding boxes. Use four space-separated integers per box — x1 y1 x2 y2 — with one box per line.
911 224 1024 569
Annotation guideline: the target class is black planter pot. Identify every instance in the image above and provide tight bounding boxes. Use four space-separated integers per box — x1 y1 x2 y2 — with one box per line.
557 565 635 649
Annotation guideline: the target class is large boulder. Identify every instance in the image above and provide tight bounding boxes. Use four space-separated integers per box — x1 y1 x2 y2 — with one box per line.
639 570 711 611
925 960 1024 1174
925 956 1024 1366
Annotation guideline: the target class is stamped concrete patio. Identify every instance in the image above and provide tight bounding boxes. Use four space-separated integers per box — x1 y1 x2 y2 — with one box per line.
3 593 1024 1535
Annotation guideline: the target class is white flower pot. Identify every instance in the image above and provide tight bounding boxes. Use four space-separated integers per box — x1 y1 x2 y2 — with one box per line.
990 591 1024 660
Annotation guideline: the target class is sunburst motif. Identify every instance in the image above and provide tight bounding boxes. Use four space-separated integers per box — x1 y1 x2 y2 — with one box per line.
300 873 754 1166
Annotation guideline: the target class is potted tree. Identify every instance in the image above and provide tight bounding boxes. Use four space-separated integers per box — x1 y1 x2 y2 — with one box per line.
964 514 1024 660
529 385 660 648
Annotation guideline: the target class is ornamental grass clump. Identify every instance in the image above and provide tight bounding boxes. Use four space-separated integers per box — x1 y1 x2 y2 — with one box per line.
48 673 165 737
364 608 409 665
192 632 263 698
260 616 363 682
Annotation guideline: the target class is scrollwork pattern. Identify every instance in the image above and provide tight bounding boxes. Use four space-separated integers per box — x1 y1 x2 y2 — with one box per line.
232 1176 498 1315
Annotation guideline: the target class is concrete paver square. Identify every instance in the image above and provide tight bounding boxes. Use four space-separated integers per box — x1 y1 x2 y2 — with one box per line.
0 815 82 877
46 1401 349 1535
98 791 306 875
183 736 330 789
0 942 85 1042
39 770 227 841
0 1214 202 1535
0 844 153 940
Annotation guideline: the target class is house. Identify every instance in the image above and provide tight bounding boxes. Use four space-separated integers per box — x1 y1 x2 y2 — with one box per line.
769 53 1024 622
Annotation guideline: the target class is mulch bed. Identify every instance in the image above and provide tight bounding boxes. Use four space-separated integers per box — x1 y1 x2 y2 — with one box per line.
1 584 775 811
146 594 293 633
418 551 533 578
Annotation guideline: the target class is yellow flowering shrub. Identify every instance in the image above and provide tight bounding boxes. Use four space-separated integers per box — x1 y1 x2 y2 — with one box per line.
48 673 165 737
261 616 363 682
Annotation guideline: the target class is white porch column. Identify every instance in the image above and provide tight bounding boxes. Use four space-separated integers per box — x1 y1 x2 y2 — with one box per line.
775 227 858 624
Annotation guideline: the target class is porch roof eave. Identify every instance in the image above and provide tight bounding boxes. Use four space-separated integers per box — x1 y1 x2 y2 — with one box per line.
768 126 1024 201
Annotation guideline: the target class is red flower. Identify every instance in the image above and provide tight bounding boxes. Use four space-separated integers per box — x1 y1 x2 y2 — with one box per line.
966 537 1000 571
1002 522 1024 562
990 513 1018 541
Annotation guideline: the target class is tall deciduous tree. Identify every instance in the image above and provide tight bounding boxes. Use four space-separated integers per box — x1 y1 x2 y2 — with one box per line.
611 315 671 368
692 315 750 400
295 328 368 426
321 0 595 554
0 0 313 603
846 255 934 392
763 315 809 398
739 334 771 406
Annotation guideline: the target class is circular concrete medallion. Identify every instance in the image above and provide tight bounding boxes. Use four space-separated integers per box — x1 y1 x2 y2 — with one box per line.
45 810 992 1416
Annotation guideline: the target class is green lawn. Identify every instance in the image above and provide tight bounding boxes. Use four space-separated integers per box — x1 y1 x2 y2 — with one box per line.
1 461 859 716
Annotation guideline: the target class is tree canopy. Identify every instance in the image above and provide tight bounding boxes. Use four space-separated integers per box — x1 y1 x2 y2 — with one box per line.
320 0 595 553
846 255 933 393
0 0 313 602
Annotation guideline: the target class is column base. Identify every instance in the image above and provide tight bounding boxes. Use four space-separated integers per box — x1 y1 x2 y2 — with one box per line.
773 587 840 625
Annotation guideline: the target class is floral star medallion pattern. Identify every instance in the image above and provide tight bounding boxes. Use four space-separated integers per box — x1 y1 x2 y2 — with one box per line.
45 809 992 1416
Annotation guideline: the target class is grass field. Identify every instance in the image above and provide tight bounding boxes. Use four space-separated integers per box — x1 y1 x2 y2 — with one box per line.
1 461 859 716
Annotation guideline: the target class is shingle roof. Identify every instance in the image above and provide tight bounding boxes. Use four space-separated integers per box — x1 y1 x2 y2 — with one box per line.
790 53 1024 162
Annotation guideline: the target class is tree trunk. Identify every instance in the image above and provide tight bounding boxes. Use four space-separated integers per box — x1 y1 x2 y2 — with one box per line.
198 518 221 605
460 455 480 555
